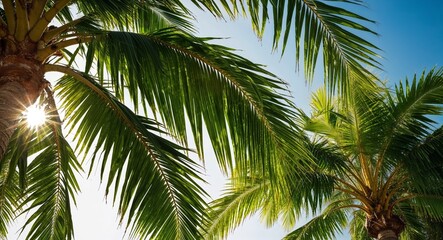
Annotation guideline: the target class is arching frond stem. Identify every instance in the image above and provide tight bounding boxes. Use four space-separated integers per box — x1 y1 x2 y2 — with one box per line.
28 0 49 27
328 204 370 215
14 0 29 41
358 154 372 189
42 18 85 43
387 194 415 217
2 0 16 34
37 36 93 61
335 187 373 210
332 175 366 200
378 165 403 202
29 0 72 41
343 159 368 191
383 175 408 211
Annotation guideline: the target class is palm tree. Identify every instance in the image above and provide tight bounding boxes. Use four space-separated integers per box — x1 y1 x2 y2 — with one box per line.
207 69 443 240
0 0 379 239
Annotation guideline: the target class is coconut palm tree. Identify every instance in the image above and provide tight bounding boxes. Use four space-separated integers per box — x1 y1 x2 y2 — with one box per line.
0 0 379 239
207 69 443 240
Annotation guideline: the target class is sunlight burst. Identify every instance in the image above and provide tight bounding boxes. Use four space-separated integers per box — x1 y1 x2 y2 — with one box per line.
24 104 47 128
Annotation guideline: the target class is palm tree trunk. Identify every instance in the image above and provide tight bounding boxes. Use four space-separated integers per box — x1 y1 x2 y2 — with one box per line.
0 54 45 161
377 229 398 240
0 81 29 160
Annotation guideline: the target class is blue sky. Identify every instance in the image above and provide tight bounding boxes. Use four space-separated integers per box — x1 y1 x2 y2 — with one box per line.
8 1 443 240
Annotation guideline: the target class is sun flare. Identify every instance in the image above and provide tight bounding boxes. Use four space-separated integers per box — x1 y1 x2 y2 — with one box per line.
24 104 47 128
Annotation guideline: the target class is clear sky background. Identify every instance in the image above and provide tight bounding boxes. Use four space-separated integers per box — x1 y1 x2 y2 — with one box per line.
8 1 443 239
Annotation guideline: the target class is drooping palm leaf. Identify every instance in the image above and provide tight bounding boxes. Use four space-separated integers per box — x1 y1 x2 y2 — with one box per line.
210 0 381 94
349 210 371 240
50 68 208 240
17 100 81 240
85 28 303 177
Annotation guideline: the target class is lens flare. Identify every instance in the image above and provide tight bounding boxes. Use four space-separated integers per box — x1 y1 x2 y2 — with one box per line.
24 104 47 128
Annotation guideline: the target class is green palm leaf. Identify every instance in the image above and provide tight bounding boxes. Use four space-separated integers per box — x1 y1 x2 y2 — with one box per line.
283 208 347 240
53 69 207 240
380 69 443 169
349 211 371 240
207 178 271 239
86 28 302 176
211 0 381 94
72 0 194 32
18 100 81 240
0 161 21 238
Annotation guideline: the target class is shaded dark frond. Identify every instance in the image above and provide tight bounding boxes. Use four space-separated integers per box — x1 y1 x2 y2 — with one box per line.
380 69 443 164
402 126 443 193
402 195 443 221
54 71 208 240
395 203 428 240
73 0 194 32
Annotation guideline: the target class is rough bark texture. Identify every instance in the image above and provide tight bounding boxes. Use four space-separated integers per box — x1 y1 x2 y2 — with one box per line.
366 214 405 240
0 55 45 160
377 230 398 240
0 81 28 159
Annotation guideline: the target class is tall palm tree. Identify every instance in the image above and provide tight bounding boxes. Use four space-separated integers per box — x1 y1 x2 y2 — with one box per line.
208 69 443 240
0 0 379 239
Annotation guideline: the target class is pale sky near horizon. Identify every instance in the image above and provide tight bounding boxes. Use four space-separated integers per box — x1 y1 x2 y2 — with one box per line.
7 1 443 239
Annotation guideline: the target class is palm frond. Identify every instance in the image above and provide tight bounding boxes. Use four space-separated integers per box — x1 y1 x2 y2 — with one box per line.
402 125 443 192
395 204 428 240
213 0 381 94
206 178 271 240
0 157 21 238
404 195 443 221
283 208 347 240
18 100 81 240
380 68 443 167
52 68 208 240
86 28 304 177
73 0 194 32
349 210 371 240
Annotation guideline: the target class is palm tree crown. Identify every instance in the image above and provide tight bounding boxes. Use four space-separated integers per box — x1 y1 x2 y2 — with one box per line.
208 69 443 240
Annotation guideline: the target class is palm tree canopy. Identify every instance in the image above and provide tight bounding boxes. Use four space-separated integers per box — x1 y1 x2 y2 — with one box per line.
0 0 380 239
207 68 443 239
